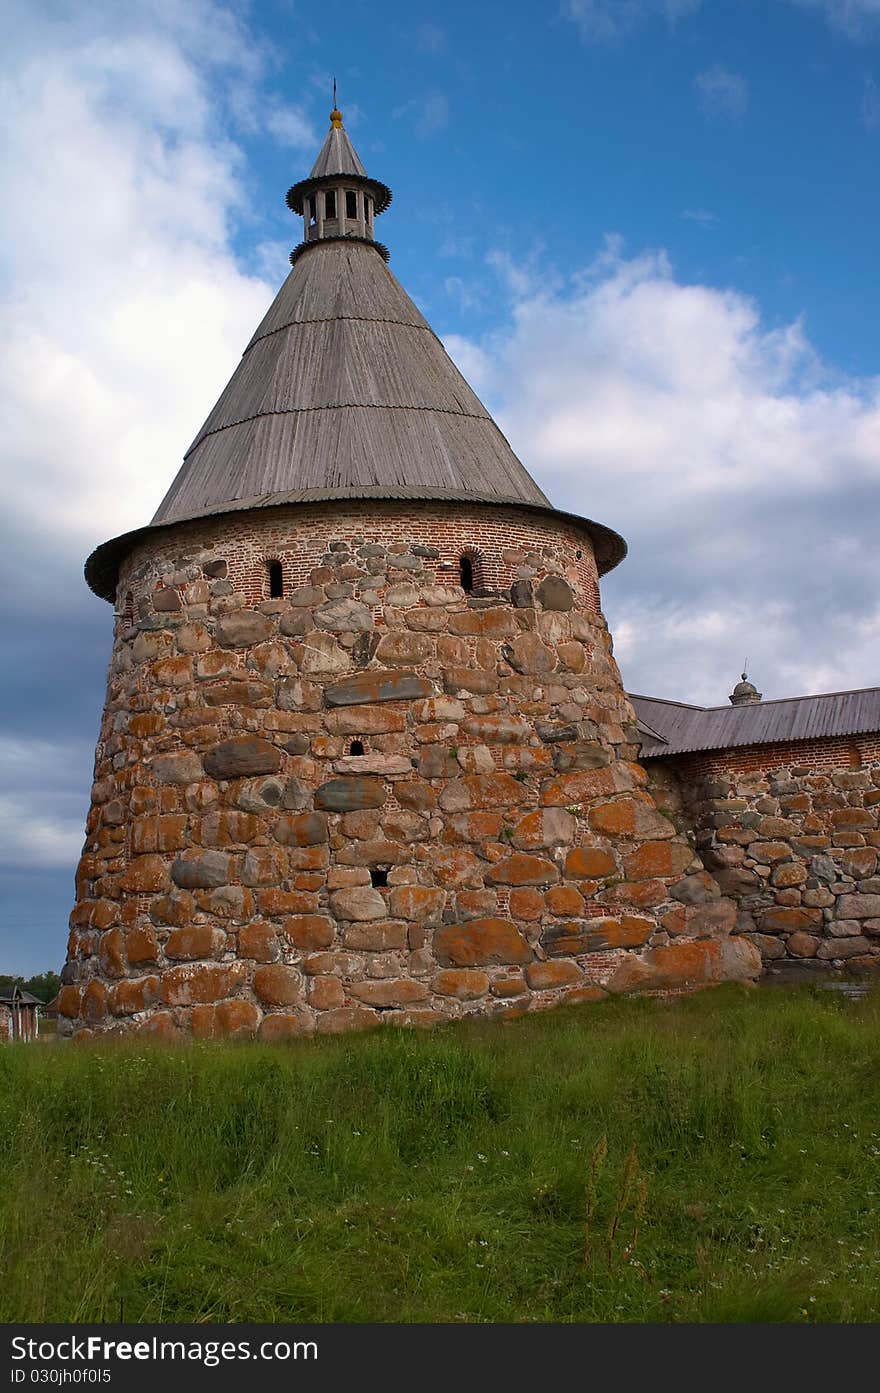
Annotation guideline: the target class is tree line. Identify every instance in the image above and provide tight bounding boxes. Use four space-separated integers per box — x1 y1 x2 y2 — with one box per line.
0 972 61 1003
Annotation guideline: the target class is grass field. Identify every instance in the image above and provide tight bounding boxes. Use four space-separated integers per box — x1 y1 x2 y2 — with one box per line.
2 983 879 1323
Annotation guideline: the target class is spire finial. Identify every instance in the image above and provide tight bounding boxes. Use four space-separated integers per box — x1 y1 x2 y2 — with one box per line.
330 78 342 129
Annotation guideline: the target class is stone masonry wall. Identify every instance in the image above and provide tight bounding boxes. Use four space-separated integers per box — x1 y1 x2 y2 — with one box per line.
645 736 880 976
61 501 759 1040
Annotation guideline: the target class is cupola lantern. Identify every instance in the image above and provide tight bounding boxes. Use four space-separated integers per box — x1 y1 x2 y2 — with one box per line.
286 102 392 264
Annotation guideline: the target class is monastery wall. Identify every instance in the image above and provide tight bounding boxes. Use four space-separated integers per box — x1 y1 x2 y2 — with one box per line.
646 737 880 975
60 500 759 1040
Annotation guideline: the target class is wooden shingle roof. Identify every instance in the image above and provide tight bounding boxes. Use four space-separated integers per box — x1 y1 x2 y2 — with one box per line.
309 121 366 178
151 240 557 527
84 118 627 600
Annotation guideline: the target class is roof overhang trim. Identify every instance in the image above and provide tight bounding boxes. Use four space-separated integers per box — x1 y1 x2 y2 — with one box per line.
290 235 389 266
286 174 392 216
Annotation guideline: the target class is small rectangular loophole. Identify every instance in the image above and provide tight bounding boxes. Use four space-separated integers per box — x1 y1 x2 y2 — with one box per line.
370 869 389 888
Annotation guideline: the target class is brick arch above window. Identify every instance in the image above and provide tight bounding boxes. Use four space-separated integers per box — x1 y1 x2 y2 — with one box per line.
458 547 485 595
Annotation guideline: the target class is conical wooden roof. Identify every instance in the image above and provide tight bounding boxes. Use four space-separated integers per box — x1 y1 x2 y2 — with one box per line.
151 240 556 527
85 116 627 600
309 119 366 177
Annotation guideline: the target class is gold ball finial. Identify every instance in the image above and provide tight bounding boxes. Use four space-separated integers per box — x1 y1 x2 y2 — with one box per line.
330 107 343 129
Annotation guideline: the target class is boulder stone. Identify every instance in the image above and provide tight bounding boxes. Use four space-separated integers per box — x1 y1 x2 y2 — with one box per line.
623 840 694 879
324 670 434 706
216 610 275 647
536 576 574 611
510 808 576 850
283 915 335 951
607 936 760 995
238 921 279 962
543 915 653 955
433 969 490 999
316 1007 380 1035
165 925 225 961
433 918 533 967
510 579 533 608
109 976 160 1016
192 1000 262 1040
758 905 823 934
502 632 556 674
273 811 329 846
487 853 559 886
254 964 302 1007
836 894 880 920
525 960 582 990
294 631 352 673
330 887 388 922
203 737 281 779
787 931 819 958
588 795 676 840
170 850 231 890
343 920 408 950
315 777 386 812
152 586 181 612
388 885 446 922
551 743 611 773
565 846 616 878
314 598 374 632
161 961 247 1006
348 979 429 1007
151 751 204 785
670 873 721 906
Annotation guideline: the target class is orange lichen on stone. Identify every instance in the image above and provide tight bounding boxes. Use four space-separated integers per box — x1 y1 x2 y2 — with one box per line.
433 918 533 967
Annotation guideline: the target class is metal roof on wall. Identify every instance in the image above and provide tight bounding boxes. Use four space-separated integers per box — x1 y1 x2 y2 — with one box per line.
630 688 880 757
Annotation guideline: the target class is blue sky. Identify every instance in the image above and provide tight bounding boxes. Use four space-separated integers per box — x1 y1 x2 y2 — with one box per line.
2 0 880 974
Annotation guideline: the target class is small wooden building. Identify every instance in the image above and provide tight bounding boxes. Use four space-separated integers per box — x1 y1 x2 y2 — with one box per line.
0 986 41 1043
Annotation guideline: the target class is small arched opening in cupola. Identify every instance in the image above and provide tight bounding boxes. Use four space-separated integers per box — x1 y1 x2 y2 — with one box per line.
349 740 365 756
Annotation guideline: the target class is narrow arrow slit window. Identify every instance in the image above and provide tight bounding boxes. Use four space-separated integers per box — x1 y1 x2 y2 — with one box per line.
267 560 283 598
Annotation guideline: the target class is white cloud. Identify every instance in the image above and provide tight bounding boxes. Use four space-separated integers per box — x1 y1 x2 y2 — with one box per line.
264 102 319 149
565 0 880 42
0 0 277 550
392 90 450 139
562 0 701 41
417 91 450 138
417 22 447 54
0 1 287 887
0 739 93 869
681 208 719 226
862 74 880 129
788 0 880 36
444 239 880 704
695 65 749 119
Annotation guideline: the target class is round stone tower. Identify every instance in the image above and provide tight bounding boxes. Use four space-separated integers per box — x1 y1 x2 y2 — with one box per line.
60 109 759 1039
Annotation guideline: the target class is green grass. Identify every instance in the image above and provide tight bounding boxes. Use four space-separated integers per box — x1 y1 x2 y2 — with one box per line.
2 984 879 1323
